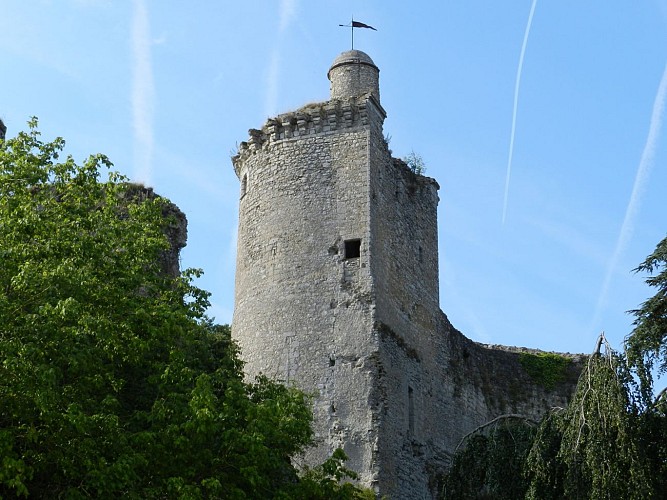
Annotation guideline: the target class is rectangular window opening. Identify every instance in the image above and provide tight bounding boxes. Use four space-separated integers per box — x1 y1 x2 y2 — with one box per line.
344 239 361 259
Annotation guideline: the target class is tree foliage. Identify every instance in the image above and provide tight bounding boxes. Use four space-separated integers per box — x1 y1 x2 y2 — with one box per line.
525 339 653 499
0 120 371 498
443 234 667 499
279 449 376 500
441 417 536 499
444 337 665 499
626 235 667 398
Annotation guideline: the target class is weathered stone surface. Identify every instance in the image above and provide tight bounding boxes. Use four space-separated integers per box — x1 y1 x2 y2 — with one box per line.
231 50 581 499
328 50 380 102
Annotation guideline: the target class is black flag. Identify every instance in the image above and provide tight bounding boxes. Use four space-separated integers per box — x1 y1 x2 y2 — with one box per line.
351 21 377 31
339 18 377 49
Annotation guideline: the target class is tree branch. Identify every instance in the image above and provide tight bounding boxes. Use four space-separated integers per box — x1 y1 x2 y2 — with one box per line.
454 414 538 452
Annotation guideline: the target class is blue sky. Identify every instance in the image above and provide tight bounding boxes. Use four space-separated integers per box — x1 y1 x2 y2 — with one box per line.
2 1 666 372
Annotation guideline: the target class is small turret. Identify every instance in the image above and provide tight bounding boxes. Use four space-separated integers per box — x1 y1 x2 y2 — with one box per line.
328 50 380 101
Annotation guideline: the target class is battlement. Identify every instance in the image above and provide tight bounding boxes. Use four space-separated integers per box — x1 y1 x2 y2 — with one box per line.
232 94 385 177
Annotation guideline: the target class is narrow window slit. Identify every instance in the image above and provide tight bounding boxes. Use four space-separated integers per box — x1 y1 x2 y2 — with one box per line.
408 386 415 435
240 174 248 198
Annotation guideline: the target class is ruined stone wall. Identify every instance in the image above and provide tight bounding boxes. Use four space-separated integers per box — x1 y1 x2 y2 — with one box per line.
369 310 581 498
362 110 444 496
362 132 580 497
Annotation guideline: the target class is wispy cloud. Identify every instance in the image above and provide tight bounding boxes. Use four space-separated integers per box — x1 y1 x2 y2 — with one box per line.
265 52 280 118
279 0 297 33
70 0 110 6
265 0 298 118
524 213 608 267
590 61 667 332
502 0 538 225
131 0 155 184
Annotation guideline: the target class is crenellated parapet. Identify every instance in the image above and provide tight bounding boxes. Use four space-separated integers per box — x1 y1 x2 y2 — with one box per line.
232 94 385 177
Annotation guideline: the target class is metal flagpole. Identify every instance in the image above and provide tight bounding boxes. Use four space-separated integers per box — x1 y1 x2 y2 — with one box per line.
338 17 375 50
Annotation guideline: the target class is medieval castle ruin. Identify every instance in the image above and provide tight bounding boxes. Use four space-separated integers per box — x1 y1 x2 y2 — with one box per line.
231 50 580 498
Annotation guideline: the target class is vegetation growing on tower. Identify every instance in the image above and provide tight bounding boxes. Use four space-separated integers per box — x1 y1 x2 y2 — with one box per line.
519 352 571 389
403 150 427 175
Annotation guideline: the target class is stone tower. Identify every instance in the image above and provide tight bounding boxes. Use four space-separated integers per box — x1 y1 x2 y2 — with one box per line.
232 51 580 498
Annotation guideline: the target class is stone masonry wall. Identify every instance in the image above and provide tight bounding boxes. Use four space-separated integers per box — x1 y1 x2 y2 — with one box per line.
231 50 582 499
328 50 380 102
232 97 383 485
373 308 582 498
362 111 579 497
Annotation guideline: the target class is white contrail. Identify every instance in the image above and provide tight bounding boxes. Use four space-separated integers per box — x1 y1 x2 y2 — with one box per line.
131 0 155 184
502 0 538 225
590 61 667 332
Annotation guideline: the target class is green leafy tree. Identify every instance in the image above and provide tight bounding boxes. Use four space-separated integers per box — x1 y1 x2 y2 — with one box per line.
442 235 667 499
525 337 652 500
0 120 371 498
626 235 667 400
279 449 376 500
441 417 536 499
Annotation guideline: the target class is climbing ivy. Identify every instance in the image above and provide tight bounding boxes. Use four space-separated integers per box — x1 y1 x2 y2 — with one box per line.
519 352 570 389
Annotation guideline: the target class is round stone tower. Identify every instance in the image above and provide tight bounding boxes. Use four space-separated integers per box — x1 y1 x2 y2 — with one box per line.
231 50 442 498
327 49 380 101
231 49 583 500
